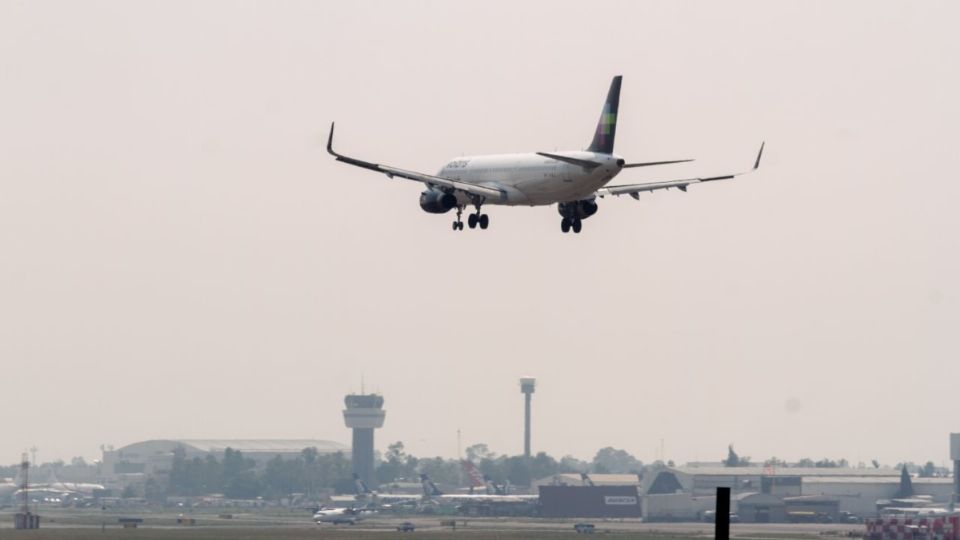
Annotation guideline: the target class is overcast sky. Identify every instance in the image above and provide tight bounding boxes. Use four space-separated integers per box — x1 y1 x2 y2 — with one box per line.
1 1 958 468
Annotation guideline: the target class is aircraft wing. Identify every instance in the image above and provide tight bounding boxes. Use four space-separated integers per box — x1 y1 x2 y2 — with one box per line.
597 143 764 199
327 123 506 202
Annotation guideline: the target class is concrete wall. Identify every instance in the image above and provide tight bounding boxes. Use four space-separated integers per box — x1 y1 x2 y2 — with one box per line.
643 493 714 521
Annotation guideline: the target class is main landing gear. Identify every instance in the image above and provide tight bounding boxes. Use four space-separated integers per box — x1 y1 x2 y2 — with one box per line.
452 205 490 231
560 217 582 234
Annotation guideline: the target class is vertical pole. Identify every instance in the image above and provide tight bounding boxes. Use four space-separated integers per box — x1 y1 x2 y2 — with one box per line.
523 392 532 458
716 487 730 540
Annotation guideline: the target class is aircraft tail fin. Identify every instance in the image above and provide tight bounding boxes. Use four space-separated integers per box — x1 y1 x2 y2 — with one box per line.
461 460 485 489
353 473 372 495
419 473 443 497
587 75 622 154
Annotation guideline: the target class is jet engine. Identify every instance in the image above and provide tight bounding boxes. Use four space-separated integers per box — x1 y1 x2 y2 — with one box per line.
419 190 458 214
558 198 599 219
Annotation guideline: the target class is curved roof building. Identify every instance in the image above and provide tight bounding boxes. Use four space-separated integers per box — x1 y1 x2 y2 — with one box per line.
102 439 349 485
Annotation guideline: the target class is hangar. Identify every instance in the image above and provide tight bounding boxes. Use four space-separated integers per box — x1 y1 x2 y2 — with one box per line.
102 439 348 493
801 476 953 516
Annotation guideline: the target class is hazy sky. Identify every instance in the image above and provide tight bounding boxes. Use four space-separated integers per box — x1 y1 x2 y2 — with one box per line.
1 1 958 468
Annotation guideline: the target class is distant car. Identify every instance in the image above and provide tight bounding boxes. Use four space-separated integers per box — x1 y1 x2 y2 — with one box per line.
396 521 415 532
574 522 595 534
703 510 740 523
839 512 861 524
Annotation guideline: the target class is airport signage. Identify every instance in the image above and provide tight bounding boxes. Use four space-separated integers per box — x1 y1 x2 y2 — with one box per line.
603 496 638 506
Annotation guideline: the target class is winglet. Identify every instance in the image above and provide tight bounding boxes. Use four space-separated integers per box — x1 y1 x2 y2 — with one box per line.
327 122 337 156
754 141 765 170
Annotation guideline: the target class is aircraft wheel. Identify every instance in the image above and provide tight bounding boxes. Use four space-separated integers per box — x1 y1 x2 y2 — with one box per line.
479 214 489 229
572 219 582 233
468 214 478 229
561 218 571 233
452 221 458 231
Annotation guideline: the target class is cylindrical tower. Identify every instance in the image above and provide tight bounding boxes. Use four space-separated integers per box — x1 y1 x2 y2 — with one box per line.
343 394 386 488
519 377 536 458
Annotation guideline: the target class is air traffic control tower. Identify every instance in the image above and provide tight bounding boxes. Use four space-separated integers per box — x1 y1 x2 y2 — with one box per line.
343 393 386 488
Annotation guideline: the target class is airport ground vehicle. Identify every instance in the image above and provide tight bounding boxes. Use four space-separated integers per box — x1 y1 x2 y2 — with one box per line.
574 522 595 534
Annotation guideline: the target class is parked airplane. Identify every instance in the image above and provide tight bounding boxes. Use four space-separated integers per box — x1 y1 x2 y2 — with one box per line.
419 474 536 504
44 469 104 497
328 75 763 233
8 468 105 504
326 473 421 509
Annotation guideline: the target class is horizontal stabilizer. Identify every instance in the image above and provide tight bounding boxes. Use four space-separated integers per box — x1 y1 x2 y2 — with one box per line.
536 152 602 170
622 159 694 168
597 142 765 198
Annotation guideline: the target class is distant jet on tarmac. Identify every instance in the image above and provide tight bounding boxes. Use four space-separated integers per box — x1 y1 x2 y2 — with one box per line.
328 75 763 233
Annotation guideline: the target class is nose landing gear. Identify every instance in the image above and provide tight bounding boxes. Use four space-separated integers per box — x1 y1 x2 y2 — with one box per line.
452 206 465 231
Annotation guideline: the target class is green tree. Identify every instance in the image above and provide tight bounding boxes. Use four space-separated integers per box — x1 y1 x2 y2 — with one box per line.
377 442 418 485
144 477 165 504
529 452 560 481
465 443 495 463
559 455 589 473
225 470 262 499
418 457 462 487
592 448 643 474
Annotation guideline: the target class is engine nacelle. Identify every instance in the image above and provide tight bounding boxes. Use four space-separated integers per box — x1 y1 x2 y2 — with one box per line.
558 199 599 220
419 190 458 214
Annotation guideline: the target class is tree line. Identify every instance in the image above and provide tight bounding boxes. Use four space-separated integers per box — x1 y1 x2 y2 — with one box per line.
158 442 645 501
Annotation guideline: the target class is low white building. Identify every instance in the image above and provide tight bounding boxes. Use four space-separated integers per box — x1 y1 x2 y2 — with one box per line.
801 476 953 516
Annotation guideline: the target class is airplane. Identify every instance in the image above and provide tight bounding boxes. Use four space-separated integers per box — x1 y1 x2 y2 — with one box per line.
326 473 421 509
312 505 374 525
43 469 104 497
4 467 105 505
328 75 763 233
418 474 536 504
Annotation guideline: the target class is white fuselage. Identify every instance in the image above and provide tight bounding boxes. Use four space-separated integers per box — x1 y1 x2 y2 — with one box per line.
438 151 624 206
313 508 363 524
